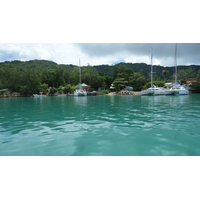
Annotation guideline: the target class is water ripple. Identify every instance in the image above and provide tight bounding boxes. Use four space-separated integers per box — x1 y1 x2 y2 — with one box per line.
0 95 200 155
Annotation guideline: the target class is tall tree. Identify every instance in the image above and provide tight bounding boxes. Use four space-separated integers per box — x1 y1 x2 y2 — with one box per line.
196 70 200 82
112 63 134 85
162 68 169 82
21 67 41 95
130 72 147 91
70 67 79 85
177 67 195 81
0 64 22 92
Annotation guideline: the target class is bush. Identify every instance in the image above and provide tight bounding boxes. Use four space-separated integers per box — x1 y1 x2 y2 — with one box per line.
49 87 58 94
190 82 200 92
39 83 48 94
96 90 109 95
144 80 165 89
63 84 73 94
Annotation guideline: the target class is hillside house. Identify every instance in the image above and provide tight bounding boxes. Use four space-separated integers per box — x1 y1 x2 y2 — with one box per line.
186 78 197 84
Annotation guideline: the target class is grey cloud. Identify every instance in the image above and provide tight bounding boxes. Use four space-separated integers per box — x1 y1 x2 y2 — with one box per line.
76 43 152 57
1 43 200 67
75 43 200 66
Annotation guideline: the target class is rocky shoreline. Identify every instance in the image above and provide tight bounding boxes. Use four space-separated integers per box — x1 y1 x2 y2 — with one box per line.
0 90 141 98
107 90 141 96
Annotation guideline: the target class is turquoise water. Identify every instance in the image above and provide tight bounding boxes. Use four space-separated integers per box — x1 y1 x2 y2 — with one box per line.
0 94 200 156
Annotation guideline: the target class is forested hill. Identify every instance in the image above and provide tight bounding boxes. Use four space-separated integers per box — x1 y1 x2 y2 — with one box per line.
1 59 200 79
93 63 200 79
1 59 200 94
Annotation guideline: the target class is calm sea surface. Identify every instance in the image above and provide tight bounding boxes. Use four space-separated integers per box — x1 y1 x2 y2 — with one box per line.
0 94 200 156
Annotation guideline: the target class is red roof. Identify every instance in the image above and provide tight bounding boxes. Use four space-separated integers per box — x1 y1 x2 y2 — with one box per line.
186 78 197 82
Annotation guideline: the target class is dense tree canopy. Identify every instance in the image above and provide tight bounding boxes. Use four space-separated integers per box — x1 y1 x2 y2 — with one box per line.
190 70 200 92
0 60 200 94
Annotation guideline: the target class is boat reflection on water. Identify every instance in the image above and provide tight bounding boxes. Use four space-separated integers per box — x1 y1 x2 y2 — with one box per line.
74 95 88 106
33 92 47 97
141 95 190 112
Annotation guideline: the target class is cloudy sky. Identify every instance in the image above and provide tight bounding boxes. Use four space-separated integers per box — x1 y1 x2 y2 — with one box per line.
1 1 199 67
0 43 200 67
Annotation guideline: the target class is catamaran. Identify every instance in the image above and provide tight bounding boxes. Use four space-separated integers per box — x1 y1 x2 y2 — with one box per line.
141 48 165 95
178 86 189 95
165 44 189 95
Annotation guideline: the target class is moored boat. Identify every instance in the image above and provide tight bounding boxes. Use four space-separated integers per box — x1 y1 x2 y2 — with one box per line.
141 86 165 96
141 48 156 96
74 59 88 96
141 88 154 96
33 92 47 97
154 87 165 95
164 87 179 95
74 89 87 96
178 86 189 95
164 44 189 95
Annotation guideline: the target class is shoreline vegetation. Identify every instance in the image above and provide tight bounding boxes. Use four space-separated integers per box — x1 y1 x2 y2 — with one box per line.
0 90 141 98
1 60 200 97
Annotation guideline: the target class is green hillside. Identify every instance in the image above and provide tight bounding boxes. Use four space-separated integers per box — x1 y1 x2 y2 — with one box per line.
0 60 200 94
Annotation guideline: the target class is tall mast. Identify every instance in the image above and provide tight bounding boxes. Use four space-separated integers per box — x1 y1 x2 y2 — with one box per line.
79 58 81 85
150 48 153 88
174 44 177 85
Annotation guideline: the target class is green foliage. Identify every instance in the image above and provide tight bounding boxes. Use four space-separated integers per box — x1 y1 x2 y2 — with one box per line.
190 82 200 92
0 80 2 89
144 80 165 89
39 83 48 94
70 67 80 85
49 87 58 95
113 77 128 92
0 64 22 92
112 63 134 81
129 72 147 91
162 68 169 82
111 63 148 91
180 79 187 84
177 67 195 81
190 70 200 92
21 67 41 95
153 80 165 87
41 67 65 88
63 84 74 94
153 75 162 81
96 90 109 95
1 60 200 94
196 70 200 82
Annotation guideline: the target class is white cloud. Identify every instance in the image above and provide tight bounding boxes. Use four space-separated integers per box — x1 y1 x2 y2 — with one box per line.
1 43 200 67
124 55 151 65
37 45 52 60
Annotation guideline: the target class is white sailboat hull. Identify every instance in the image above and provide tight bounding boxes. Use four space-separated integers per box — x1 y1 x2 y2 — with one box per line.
33 94 46 97
164 89 179 95
165 44 189 96
75 59 88 97
74 89 87 96
178 87 189 95
141 87 165 96
165 86 189 95
179 89 189 95
141 90 154 96
154 88 165 95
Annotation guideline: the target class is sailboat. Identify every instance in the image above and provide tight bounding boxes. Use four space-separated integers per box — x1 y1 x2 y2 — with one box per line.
74 59 87 96
141 49 154 95
165 44 189 95
177 85 189 95
141 49 165 95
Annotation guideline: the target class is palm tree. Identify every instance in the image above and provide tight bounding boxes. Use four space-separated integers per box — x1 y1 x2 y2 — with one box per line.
162 68 169 82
